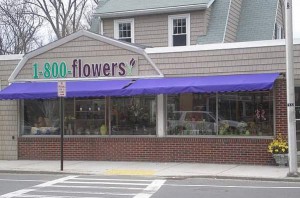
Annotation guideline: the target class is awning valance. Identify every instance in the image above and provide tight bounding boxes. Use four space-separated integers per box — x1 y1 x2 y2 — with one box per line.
0 73 279 100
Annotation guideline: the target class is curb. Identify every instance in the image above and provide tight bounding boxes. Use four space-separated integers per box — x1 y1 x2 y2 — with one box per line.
1 169 300 182
161 175 300 183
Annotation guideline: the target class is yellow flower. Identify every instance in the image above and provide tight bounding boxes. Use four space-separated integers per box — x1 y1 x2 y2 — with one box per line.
267 133 288 154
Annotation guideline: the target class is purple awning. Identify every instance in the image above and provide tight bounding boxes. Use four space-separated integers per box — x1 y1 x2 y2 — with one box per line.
0 73 279 100
121 73 280 96
0 80 132 99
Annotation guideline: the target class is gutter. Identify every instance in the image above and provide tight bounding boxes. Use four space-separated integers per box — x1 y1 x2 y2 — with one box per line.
94 4 209 18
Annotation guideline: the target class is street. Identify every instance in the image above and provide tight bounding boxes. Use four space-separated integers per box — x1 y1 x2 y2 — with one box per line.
0 173 300 198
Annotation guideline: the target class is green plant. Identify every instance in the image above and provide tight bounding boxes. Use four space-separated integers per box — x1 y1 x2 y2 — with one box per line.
268 133 288 154
219 122 230 135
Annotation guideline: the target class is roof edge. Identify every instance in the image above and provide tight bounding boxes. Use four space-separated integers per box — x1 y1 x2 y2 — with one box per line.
146 39 300 54
94 4 208 18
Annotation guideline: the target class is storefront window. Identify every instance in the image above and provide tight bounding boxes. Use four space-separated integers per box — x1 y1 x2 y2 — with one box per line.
21 96 156 136
21 99 60 135
167 92 274 136
218 92 273 136
167 93 216 135
111 96 156 135
65 98 107 135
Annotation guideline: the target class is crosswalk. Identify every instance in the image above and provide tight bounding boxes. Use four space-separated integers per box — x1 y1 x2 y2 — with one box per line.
0 175 166 198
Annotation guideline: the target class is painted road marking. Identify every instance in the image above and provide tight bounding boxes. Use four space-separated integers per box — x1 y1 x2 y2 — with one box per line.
52 184 144 190
73 177 154 182
0 189 35 198
134 179 166 198
166 184 300 189
0 175 77 198
0 179 47 182
63 180 151 186
35 175 78 187
0 176 162 198
36 189 136 196
105 169 156 176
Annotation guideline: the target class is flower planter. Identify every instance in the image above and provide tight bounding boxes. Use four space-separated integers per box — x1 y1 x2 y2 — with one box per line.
273 154 288 166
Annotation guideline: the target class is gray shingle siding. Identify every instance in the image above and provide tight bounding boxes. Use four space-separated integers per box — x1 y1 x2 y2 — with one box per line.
197 0 231 44
236 0 278 42
224 0 243 43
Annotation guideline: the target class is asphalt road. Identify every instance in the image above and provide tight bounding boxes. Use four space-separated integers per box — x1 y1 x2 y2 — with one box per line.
1 173 300 198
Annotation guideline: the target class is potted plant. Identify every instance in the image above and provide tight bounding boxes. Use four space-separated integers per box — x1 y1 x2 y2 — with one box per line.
268 133 289 166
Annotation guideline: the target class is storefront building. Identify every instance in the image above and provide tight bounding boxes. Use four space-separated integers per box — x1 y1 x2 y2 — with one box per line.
0 0 299 165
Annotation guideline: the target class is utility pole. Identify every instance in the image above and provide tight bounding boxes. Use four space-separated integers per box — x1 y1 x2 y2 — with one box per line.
285 0 299 177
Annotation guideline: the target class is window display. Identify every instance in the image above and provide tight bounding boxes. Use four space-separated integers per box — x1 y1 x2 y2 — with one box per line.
167 92 274 136
111 96 156 135
21 99 60 135
20 96 156 136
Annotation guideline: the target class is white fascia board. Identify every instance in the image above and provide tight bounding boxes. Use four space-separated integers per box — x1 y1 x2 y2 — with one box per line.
145 39 300 54
222 0 232 43
0 54 23 61
94 4 208 18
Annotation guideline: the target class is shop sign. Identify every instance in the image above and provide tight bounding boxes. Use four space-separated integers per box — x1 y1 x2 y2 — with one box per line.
32 57 138 79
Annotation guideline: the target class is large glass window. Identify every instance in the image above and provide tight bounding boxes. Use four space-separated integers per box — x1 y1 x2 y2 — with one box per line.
20 96 156 136
167 92 274 136
167 93 216 135
21 99 60 135
111 96 156 135
218 92 273 136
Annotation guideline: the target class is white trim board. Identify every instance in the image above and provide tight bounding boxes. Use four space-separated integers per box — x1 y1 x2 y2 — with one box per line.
94 3 213 19
146 39 300 54
0 54 23 61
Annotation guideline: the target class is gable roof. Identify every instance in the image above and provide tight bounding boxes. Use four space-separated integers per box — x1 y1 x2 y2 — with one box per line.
198 0 279 44
8 30 163 82
197 0 230 44
236 0 278 42
94 0 215 18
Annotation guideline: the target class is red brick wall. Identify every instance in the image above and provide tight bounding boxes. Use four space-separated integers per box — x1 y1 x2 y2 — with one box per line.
17 80 287 165
275 79 288 136
18 137 274 165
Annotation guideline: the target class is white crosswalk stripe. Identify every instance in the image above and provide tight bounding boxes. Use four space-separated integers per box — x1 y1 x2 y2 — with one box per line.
0 176 165 198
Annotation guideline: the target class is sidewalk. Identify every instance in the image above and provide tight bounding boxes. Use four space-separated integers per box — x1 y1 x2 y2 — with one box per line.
0 160 299 181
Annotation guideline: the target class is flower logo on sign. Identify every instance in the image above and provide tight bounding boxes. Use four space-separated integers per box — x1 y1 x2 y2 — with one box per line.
126 58 136 76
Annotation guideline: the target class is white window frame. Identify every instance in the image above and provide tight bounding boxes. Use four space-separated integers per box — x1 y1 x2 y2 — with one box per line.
168 14 190 47
114 18 135 43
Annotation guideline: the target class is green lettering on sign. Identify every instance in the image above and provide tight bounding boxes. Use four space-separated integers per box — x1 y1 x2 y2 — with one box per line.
33 63 39 79
44 62 51 78
60 62 67 78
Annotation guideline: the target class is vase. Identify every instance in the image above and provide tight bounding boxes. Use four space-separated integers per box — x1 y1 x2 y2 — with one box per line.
273 154 288 166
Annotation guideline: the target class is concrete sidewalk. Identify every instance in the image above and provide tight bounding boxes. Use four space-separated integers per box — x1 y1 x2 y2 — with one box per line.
0 160 299 181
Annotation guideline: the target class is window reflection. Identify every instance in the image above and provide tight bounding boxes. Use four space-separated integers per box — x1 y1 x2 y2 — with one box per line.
167 92 274 136
111 96 156 135
22 99 59 135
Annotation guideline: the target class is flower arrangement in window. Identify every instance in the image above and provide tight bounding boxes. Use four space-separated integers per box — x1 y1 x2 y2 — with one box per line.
268 133 288 154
